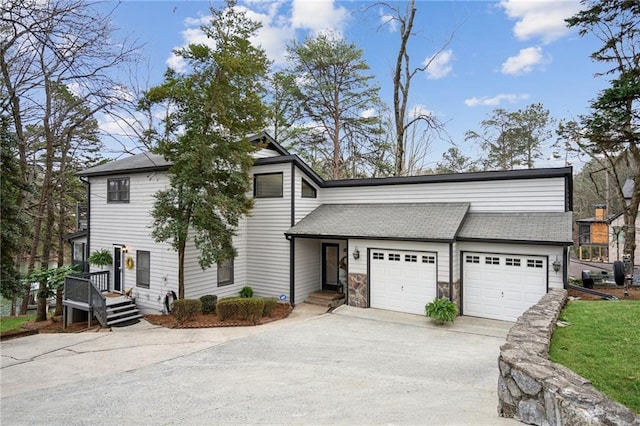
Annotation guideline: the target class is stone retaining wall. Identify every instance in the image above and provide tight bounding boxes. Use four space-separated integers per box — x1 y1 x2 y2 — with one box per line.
498 288 639 425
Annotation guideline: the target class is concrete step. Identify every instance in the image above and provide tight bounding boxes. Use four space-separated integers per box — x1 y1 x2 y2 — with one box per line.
107 313 143 327
306 293 346 308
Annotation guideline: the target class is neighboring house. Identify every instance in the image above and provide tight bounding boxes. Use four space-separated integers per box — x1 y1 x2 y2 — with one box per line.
576 180 640 266
76 133 573 322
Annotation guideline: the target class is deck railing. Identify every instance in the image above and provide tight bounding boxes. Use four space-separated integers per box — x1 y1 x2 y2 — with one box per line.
72 270 109 292
63 273 108 327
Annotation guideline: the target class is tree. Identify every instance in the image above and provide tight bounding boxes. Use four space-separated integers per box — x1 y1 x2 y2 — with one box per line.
142 1 269 299
465 104 553 170
565 0 640 268
435 147 478 174
283 33 382 179
0 116 30 315
1 0 138 318
375 0 451 176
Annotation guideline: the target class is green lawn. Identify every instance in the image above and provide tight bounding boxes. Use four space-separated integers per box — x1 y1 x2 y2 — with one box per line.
549 300 640 413
0 314 36 333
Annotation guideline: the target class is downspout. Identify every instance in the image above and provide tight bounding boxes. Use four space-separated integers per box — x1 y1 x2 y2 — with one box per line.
563 246 569 288
79 176 90 272
289 162 296 305
449 243 453 301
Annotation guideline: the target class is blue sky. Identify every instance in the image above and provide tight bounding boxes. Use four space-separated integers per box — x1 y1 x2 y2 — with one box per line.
103 0 607 169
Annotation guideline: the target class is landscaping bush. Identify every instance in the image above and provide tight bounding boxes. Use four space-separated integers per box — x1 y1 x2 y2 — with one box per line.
172 299 202 324
262 297 279 317
216 297 265 323
200 294 218 314
239 286 254 298
425 297 458 324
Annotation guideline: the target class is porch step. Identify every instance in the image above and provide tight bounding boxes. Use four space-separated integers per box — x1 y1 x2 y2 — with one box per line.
305 291 346 308
106 299 142 327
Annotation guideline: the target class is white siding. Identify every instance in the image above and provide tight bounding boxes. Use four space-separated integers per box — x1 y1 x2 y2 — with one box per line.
89 172 178 314
183 216 248 300
322 178 566 212
294 166 322 224
348 239 450 284
247 163 292 299
254 148 281 158
293 238 321 304
457 242 564 290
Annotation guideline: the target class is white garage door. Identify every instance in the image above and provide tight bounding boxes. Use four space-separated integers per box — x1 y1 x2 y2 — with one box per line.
370 249 437 315
463 252 547 322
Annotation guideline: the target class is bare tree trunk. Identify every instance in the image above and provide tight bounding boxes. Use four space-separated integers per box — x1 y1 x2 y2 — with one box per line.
178 241 185 300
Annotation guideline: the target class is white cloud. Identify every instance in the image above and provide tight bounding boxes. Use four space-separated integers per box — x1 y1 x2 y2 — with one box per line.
166 52 186 73
410 104 433 118
379 9 398 32
464 93 530 107
291 0 349 34
424 49 453 80
361 108 377 118
499 0 581 44
501 46 548 75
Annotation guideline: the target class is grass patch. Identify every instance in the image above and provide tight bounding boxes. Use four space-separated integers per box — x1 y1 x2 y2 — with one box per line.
1 314 36 333
549 300 640 413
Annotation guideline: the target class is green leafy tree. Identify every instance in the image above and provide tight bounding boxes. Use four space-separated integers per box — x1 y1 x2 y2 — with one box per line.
142 1 269 299
465 103 553 170
283 33 382 179
564 0 640 267
0 116 30 314
435 147 478 174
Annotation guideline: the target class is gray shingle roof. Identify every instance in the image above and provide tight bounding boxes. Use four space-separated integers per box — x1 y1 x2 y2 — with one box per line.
286 203 470 241
457 212 573 244
77 152 171 177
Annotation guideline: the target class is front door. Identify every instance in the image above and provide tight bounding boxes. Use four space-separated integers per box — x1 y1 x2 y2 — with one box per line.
322 243 340 291
113 246 122 293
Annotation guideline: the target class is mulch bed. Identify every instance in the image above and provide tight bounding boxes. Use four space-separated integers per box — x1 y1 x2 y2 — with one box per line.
145 303 293 328
568 285 640 301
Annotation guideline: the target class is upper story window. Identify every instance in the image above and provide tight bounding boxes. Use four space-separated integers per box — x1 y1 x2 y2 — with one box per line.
301 178 317 198
107 178 130 203
254 172 283 198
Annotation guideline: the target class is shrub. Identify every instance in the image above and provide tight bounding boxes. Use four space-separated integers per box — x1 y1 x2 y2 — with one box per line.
262 298 279 317
216 297 265 324
239 286 254 298
172 299 202 324
200 294 218 314
425 297 458 324
88 249 112 269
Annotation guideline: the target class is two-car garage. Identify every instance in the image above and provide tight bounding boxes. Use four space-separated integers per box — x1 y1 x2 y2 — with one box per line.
367 248 549 322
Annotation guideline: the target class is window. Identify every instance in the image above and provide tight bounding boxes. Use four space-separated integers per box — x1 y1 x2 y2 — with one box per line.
465 255 479 264
422 255 435 264
578 224 591 244
506 258 521 267
405 254 417 263
485 257 500 265
372 252 384 260
388 253 400 261
107 178 130 203
527 259 544 269
136 251 150 288
254 173 283 198
301 179 317 198
217 258 234 286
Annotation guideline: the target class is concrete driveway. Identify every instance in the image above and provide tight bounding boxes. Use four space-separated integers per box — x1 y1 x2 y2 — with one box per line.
1 305 516 425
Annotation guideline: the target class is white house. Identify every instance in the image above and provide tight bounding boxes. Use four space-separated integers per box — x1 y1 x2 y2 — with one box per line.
76 133 573 322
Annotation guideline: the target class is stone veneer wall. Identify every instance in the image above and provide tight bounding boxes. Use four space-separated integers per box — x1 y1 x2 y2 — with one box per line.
436 281 460 310
348 273 368 308
498 289 639 426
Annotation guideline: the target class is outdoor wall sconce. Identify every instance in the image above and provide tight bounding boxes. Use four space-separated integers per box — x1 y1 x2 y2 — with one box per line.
352 247 360 260
122 245 129 253
552 257 561 273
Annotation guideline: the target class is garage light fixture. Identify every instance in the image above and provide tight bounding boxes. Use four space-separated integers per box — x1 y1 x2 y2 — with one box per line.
552 257 561 273
352 247 360 260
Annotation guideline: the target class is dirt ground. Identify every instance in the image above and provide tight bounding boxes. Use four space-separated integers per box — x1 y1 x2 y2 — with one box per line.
567 285 640 301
